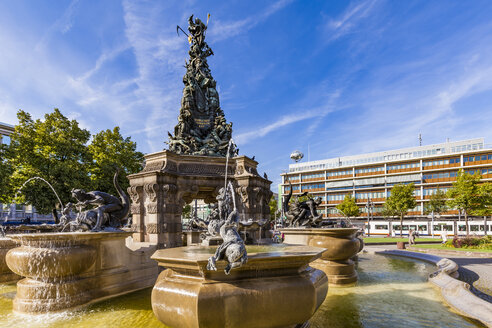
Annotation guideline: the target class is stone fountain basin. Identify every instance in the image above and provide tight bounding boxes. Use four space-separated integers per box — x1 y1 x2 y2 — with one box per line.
281 228 361 260
280 228 363 285
6 232 126 280
151 244 328 328
0 238 20 282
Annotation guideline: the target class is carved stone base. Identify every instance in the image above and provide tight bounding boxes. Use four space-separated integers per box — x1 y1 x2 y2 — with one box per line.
311 258 358 286
6 232 158 313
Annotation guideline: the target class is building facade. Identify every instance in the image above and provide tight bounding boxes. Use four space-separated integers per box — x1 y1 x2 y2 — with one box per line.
0 122 52 223
280 138 492 221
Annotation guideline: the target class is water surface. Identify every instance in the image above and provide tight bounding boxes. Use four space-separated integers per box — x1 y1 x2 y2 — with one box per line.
0 253 483 327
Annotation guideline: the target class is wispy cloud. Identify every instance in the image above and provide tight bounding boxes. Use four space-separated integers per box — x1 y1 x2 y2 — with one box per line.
235 88 341 145
209 0 294 41
36 0 80 51
324 0 379 42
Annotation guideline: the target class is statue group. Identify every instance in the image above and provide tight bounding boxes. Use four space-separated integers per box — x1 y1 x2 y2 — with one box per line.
60 171 130 232
167 15 236 157
283 182 323 228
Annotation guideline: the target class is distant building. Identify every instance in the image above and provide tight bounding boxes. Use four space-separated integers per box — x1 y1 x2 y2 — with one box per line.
280 138 492 221
0 122 52 223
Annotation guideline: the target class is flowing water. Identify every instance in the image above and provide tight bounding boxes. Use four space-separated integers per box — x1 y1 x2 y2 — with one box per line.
15 177 64 211
0 253 483 328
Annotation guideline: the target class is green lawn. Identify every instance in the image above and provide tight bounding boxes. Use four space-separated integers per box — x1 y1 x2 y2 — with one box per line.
363 237 438 243
410 244 492 253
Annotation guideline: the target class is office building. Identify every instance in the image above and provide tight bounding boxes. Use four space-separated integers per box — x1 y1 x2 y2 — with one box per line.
280 138 492 220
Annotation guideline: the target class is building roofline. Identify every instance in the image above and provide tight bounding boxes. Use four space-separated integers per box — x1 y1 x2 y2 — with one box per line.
285 138 488 174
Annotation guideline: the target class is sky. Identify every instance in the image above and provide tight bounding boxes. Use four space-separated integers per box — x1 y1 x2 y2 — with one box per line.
1 0 492 189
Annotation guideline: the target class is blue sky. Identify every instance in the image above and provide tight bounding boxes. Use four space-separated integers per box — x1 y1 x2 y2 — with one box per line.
1 0 492 189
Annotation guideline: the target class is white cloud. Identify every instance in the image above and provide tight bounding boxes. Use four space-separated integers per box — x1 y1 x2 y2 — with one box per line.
208 0 294 42
324 0 379 42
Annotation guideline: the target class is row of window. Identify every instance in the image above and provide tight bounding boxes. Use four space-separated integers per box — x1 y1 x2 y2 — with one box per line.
327 169 352 177
301 183 325 190
387 163 419 170
423 157 460 166
301 173 324 179
327 194 346 201
464 154 492 162
355 191 385 199
423 187 450 195
423 171 458 180
451 143 483 153
355 167 384 174
466 169 492 175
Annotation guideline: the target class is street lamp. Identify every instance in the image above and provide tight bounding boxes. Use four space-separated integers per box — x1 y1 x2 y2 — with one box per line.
365 198 374 237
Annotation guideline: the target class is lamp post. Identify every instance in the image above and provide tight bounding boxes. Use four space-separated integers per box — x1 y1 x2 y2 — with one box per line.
365 198 374 237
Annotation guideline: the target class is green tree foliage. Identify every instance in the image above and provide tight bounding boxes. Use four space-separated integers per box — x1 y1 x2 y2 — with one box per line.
424 187 447 215
269 196 278 221
336 194 360 219
447 169 483 235
182 204 192 219
8 109 92 214
474 183 492 217
0 143 14 204
88 127 144 195
3 109 144 215
383 183 417 237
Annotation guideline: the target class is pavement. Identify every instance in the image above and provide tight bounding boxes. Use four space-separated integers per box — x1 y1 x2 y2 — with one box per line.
364 244 492 304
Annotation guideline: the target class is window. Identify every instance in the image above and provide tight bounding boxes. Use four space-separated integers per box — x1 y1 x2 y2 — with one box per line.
375 225 388 230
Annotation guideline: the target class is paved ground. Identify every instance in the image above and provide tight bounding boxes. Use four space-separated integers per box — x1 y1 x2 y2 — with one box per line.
364 244 492 303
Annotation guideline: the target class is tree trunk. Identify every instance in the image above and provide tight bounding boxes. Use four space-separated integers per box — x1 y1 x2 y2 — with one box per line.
400 213 403 238
465 211 469 236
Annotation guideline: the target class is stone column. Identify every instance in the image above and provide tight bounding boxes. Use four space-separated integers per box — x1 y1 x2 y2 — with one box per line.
127 185 144 242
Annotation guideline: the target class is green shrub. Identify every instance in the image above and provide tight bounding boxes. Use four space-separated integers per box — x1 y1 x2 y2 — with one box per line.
447 235 492 250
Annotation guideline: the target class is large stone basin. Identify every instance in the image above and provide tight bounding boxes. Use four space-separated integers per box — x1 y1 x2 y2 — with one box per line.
151 244 328 328
0 238 20 283
280 228 362 285
6 231 158 313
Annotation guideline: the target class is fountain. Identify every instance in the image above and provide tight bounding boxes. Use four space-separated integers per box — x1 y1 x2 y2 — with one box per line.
0 13 486 328
151 180 328 328
4 171 158 313
280 183 364 285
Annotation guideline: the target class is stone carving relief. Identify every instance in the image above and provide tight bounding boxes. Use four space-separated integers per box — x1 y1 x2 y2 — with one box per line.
144 183 159 203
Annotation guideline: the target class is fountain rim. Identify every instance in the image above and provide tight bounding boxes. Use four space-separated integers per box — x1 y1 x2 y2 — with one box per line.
151 244 326 264
279 227 359 237
7 231 132 243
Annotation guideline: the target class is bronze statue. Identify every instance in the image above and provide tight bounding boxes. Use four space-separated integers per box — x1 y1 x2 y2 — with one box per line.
283 182 323 228
206 182 247 274
69 170 130 231
167 15 235 157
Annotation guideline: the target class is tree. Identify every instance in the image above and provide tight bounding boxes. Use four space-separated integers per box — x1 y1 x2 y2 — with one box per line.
447 169 482 236
0 143 13 204
88 127 144 195
470 182 492 235
7 109 92 214
336 194 360 220
269 196 278 221
424 187 447 215
383 183 417 237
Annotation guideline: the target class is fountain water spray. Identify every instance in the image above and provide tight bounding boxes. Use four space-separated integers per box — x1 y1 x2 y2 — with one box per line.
224 138 236 190
15 177 64 212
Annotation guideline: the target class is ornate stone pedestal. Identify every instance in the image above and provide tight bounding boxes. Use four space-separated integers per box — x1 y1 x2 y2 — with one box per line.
0 238 20 283
127 150 272 248
151 245 328 328
6 232 158 313
280 228 362 286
